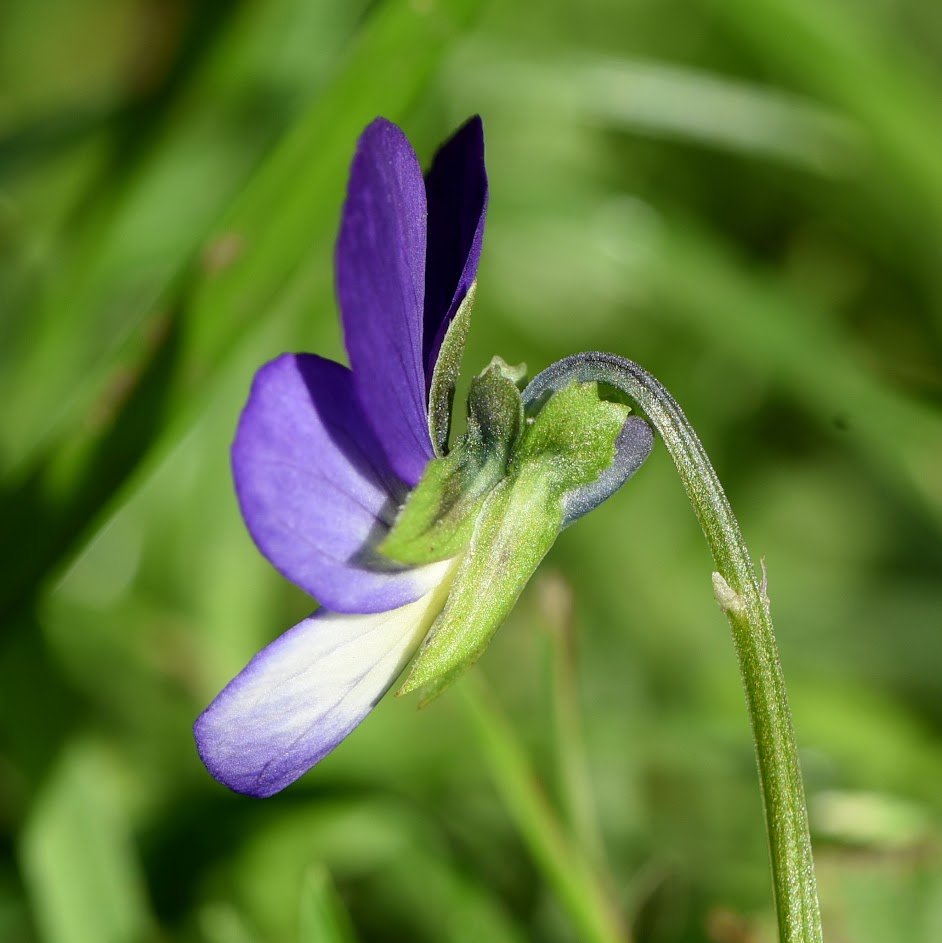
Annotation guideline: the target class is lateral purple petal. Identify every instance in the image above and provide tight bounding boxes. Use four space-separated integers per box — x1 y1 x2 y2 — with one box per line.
337 117 433 487
232 352 442 614
194 573 452 797
422 115 488 383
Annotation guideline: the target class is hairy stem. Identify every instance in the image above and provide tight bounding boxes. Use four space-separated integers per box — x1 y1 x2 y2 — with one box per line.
524 353 822 943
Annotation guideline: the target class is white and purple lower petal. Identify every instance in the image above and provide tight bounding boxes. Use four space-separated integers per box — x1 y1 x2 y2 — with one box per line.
194 561 456 797
336 118 434 487
233 352 442 614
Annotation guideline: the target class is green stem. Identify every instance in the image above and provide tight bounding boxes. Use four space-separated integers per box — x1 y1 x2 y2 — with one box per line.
457 675 629 943
539 573 608 870
299 866 358 943
524 353 822 943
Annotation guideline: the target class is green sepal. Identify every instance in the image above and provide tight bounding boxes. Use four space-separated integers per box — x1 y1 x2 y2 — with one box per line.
380 360 524 565
400 380 632 700
397 468 562 699
515 381 632 493
428 282 476 456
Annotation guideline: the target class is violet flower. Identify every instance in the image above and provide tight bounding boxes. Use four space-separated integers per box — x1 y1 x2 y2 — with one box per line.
195 116 654 799
194 117 488 797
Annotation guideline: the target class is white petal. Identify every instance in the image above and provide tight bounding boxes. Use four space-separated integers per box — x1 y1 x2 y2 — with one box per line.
194 559 457 796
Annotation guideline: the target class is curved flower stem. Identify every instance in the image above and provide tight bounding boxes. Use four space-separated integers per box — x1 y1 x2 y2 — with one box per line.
524 353 823 943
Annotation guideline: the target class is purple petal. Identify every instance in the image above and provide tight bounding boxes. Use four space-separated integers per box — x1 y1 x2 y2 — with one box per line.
422 115 488 384
232 352 445 614
194 566 455 797
337 118 433 487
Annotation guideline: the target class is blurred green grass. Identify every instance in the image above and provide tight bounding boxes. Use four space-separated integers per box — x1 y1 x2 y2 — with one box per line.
2 0 942 940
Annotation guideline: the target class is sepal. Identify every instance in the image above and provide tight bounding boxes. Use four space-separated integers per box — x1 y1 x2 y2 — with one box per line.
398 469 562 697
380 360 524 565
514 380 634 491
427 282 476 456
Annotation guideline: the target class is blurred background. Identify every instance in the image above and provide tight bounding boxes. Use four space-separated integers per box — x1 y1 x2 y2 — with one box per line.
2 0 942 940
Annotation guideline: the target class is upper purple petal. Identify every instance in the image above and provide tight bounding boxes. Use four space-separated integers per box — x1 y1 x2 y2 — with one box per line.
422 115 489 384
232 352 445 614
337 118 434 487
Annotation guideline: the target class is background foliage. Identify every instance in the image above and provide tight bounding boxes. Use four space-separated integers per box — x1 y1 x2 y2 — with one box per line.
2 0 942 940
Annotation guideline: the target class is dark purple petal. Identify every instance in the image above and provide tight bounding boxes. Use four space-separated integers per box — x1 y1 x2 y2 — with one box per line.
337 118 433 487
232 353 447 613
194 569 455 797
422 115 488 385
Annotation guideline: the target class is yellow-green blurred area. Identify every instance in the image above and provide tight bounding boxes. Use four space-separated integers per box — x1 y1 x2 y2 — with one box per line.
2 0 942 940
